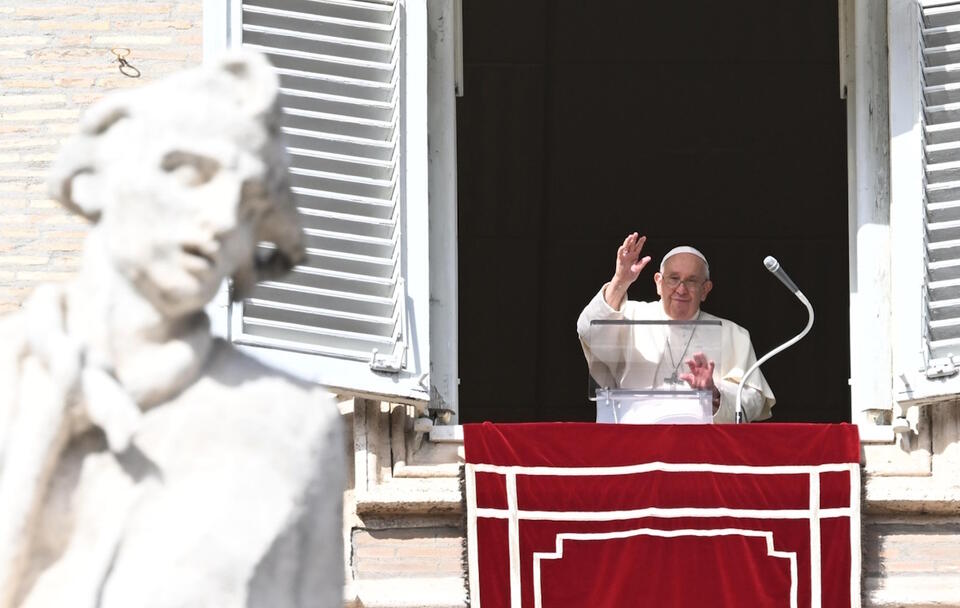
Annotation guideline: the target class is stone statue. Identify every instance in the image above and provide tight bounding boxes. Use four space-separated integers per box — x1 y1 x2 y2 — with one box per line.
0 53 344 608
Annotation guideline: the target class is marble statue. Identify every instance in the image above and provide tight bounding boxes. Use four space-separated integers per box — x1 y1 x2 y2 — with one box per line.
0 53 344 607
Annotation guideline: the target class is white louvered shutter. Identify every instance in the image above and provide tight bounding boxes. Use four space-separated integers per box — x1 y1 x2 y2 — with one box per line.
891 0 960 402
921 2 960 376
214 0 432 403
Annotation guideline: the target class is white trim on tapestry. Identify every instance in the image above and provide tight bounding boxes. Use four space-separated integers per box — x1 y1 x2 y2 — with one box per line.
506 472 521 608
810 471 822 608
475 506 853 522
531 528 798 608
471 461 857 476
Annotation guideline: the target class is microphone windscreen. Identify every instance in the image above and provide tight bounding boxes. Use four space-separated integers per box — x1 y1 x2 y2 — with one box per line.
763 256 779 272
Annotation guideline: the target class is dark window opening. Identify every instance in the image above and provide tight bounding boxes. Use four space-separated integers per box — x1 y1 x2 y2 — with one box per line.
456 2 850 424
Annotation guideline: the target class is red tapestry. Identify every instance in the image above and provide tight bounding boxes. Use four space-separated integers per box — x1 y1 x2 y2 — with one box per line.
464 423 861 608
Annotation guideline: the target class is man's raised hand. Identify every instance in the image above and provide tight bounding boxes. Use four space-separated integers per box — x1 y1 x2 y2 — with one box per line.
604 232 651 309
616 233 651 283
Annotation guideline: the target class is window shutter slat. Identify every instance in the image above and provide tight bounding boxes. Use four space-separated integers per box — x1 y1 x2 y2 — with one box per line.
246 0 395 25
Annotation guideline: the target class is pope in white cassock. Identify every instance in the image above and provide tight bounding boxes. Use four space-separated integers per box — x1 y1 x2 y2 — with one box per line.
577 233 775 423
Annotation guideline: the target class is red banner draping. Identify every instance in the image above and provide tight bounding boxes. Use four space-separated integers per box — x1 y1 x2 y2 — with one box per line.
464 423 861 608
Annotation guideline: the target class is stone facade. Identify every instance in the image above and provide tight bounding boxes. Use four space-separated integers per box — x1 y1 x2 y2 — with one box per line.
862 402 960 606
345 401 466 607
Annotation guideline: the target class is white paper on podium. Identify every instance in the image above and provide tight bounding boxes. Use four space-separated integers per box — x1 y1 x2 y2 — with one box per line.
595 389 713 424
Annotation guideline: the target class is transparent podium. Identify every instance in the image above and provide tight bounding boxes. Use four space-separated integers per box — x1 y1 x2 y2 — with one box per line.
585 319 722 424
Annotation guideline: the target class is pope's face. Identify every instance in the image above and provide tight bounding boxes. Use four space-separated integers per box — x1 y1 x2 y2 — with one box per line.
654 253 713 320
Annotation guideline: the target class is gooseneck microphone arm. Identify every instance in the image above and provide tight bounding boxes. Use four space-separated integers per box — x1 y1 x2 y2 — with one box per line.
735 256 815 424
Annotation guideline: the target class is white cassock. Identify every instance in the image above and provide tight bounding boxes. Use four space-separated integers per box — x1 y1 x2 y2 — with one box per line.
577 284 775 423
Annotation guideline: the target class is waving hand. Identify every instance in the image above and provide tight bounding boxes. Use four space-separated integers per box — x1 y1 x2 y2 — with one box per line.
604 232 652 308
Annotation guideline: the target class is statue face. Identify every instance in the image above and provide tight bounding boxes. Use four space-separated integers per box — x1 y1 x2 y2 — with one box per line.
93 114 278 316
55 55 304 319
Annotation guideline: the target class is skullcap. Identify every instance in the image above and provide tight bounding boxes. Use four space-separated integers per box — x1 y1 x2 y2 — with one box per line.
659 246 710 278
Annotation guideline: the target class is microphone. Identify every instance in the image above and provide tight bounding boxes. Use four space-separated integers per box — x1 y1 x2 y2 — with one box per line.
763 256 800 295
735 257 815 423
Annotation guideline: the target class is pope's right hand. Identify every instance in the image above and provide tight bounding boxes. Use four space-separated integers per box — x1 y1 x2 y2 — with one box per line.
613 232 651 288
604 232 652 309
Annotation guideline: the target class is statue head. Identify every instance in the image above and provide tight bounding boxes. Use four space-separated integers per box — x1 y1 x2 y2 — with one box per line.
47 53 304 318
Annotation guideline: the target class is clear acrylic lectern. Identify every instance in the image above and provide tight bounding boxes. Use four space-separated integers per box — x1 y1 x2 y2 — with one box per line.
584 319 722 424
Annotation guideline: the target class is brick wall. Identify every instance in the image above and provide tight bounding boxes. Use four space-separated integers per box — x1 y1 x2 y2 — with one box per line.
352 527 465 580
0 0 202 313
863 515 960 604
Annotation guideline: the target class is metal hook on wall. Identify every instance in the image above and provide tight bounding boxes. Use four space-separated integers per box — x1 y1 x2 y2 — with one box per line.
111 48 141 78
